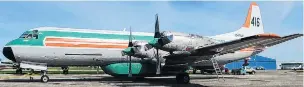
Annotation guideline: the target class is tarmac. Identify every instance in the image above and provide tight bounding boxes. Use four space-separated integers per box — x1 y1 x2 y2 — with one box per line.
0 70 302 87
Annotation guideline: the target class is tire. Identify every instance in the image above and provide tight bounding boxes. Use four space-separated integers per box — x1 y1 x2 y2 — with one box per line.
40 75 49 83
176 73 190 84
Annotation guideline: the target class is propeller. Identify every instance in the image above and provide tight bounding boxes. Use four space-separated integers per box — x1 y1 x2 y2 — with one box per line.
154 14 161 38
152 14 162 75
148 14 172 48
128 27 133 77
121 26 134 77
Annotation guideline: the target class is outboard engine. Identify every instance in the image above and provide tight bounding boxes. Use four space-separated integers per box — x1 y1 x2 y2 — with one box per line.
161 31 174 43
148 31 174 48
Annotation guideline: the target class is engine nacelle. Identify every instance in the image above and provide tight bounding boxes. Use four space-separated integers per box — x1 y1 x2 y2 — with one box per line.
122 41 154 58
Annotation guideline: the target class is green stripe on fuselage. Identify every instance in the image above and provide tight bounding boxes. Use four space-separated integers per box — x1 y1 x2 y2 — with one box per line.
6 30 154 46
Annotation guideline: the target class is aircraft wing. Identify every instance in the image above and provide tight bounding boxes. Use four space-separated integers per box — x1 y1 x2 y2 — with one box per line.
261 34 303 47
165 33 302 64
189 34 283 56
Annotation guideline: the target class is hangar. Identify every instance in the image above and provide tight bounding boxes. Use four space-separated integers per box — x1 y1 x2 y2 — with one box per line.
225 55 277 70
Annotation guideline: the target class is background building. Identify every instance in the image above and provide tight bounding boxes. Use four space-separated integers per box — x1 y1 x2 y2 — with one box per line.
280 63 303 70
225 55 276 70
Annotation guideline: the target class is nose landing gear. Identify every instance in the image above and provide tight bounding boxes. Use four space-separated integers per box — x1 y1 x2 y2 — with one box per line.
40 70 49 83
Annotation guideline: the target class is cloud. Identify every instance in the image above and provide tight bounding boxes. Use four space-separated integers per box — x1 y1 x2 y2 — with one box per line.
279 2 296 23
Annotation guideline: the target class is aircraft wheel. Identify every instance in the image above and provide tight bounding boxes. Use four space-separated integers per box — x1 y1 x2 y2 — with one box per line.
40 75 49 83
176 73 190 84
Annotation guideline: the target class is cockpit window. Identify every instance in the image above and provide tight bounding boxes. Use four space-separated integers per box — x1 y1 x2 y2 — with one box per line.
32 30 39 39
19 30 39 39
26 34 33 39
33 34 38 39
19 33 29 38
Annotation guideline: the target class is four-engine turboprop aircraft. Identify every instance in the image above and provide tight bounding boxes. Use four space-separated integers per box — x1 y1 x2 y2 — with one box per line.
2 2 303 83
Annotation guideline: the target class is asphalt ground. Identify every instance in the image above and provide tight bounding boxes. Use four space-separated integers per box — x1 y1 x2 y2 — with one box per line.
0 70 302 87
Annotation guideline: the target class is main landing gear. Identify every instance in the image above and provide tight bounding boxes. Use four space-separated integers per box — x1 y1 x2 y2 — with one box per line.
176 73 190 84
40 70 49 83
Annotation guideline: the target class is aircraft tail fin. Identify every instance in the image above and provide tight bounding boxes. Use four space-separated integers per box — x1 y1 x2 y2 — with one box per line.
239 2 264 34
211 2 264 41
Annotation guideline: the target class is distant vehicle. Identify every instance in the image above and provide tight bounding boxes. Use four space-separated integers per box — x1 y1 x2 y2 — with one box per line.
231 66 256 75
245 66 256 74
255 66 265 70
292 65 303 70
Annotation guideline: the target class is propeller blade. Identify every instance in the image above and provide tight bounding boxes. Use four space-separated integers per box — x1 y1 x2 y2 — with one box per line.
154 14 161 38
156 48 161 75
128 26 132 77
128 26 133 47
149 14 163 48
128 56 132 77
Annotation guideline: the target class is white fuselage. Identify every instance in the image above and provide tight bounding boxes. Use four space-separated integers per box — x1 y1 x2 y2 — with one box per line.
4 28 263 68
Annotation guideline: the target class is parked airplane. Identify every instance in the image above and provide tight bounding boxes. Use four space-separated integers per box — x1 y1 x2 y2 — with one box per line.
2 2 302 83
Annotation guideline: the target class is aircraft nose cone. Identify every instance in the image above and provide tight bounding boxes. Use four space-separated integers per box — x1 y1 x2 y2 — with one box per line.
2 47 16 62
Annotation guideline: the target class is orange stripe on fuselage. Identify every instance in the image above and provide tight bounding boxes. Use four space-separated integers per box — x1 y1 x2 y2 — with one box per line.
45 43 128 49
45 38 128 44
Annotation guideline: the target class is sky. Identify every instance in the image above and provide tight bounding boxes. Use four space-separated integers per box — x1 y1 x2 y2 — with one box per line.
0 1 302 63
